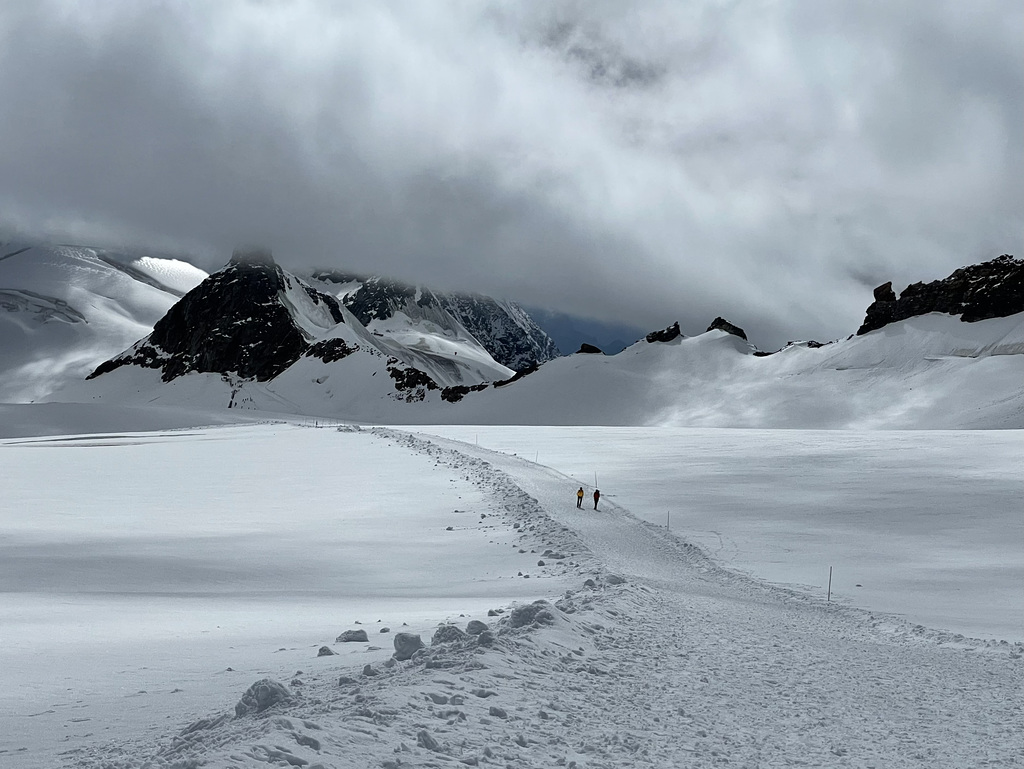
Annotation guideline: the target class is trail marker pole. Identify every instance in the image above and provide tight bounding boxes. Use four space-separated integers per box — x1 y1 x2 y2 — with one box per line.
667 511 670 530
827 566 833 602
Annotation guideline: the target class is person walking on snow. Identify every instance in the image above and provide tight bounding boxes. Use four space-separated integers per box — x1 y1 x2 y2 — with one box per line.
576 487 585 508
593 489 601 510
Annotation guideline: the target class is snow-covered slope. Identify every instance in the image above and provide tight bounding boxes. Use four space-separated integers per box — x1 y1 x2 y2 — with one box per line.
0 243 207 401
58 310 1024 429
314 272 561 370
432 313 1024 429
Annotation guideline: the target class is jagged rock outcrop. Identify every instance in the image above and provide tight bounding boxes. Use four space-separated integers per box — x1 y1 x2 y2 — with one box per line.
645 322 682 343
707 317 747 341
89 248 343 382
440 293 560 371
313 271 560 370
576 343 604 354
858 254 1023 335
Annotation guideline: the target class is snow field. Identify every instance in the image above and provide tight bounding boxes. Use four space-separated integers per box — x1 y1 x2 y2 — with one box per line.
42 425 1024 768
0 425 576 767
413 425 1024 643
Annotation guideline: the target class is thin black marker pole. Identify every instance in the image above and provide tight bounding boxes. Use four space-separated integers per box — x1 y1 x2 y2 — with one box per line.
827 566 833 602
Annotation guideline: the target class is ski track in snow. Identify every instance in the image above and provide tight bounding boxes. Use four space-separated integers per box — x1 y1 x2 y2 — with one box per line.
59 427 1023 769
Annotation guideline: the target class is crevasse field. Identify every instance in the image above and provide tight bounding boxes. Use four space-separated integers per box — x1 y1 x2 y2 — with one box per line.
1 417 1021 767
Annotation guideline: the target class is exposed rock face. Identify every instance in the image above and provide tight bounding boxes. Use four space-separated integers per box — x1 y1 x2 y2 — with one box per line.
441 293 561 371
707 317 747 341
873 282 897 303
576 343 604 354
645 321 681 343
305 338 355 363
89 249 343 382
440 382 489 403
492 362 540 388
314 271 560 370
858 255 1023 335
387 361 439 400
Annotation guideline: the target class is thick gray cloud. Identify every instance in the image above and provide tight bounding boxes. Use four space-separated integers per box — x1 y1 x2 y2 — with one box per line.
1 0 1020 348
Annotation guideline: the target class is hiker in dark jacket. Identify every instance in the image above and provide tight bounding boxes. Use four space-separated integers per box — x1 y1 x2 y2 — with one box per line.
593 489 601 510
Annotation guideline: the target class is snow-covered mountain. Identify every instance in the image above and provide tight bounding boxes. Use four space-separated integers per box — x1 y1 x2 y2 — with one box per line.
3 244 557 405
61 248 518 412
312 270 561 370
5 244 1022 429
0 242 208 401
61 254 1024 429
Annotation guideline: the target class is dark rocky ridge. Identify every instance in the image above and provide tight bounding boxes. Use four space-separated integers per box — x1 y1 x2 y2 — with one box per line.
90 249 344 382
645 322 682 344
643 318 747 345
858 254 1023 335
707 317 748 341
314 271 560 371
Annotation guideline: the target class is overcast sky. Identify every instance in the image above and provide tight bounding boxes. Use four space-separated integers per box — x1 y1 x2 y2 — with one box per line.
1 1 1021 348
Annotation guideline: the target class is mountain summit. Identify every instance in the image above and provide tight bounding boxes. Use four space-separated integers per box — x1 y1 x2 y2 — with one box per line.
89 248 343 382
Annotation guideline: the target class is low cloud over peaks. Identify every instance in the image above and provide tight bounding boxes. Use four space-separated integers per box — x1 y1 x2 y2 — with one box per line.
1 0 1020 348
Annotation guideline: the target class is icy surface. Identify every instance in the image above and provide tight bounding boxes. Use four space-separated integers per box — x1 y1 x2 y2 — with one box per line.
415 426 1024 642
1 421 1021 767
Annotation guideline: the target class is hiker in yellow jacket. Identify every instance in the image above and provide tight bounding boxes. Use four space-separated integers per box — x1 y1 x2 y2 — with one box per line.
576 487 584 508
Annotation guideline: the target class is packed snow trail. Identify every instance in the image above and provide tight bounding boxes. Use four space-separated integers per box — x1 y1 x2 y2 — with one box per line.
64 427 1022 768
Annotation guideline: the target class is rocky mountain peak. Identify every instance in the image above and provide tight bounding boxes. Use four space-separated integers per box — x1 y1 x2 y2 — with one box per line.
89 251 343 382
707 317 748 341
858 254 1023 335
645 321 682 344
